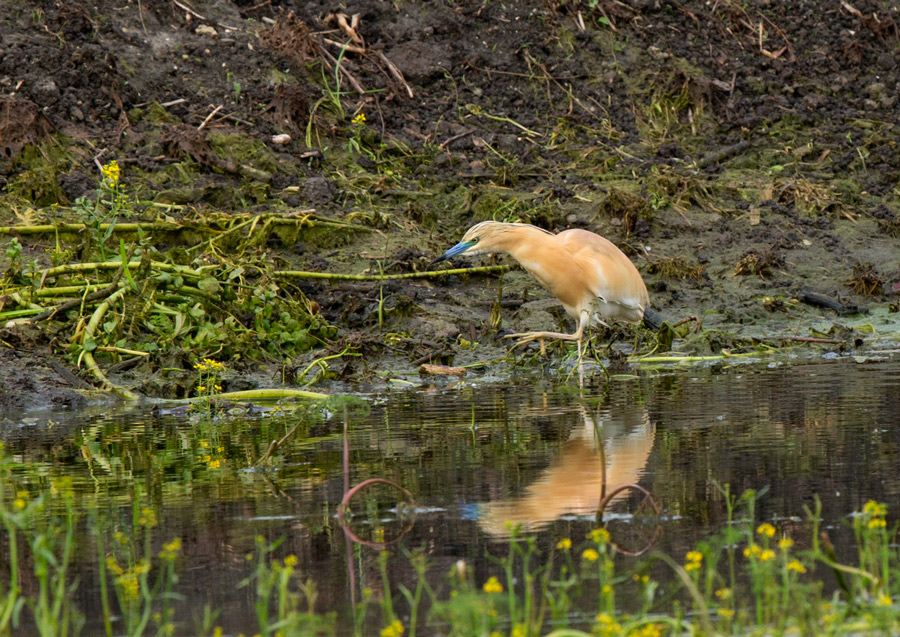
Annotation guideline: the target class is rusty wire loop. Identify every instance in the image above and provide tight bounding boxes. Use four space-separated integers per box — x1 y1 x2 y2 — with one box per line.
596 482 663 556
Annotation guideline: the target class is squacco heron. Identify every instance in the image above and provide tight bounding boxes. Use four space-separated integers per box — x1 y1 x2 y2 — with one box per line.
432 221 656 359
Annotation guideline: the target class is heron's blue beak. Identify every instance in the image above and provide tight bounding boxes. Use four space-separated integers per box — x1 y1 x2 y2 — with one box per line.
430 240 475 266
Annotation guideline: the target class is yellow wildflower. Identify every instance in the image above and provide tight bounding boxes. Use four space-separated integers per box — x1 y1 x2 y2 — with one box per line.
139 507 157 528
757 522 776 538
482 576 503 594
685 550 703 571
582 548 600 562
715 588 732 600
759 549 776 562
106 556 124 576
595 612 622 636
380 619 404 637
638 624 662 637
878 593 892 606
868 518 887 529
160 538 182 560
197 385 206 392
590 527 610 544
863 501 887 517
117 572 140 600
718 607 735 619
101 160 120 184
203 358 225 370
556 538 572 550
362 587 373 598
511 625 526 637
744 544 762 559
596 613 614 624
352 113 367 125
284 554 298 567
787 560 806 574
778 537 794 550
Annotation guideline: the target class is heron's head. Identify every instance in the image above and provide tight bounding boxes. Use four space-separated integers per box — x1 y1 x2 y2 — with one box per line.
430 221 534 265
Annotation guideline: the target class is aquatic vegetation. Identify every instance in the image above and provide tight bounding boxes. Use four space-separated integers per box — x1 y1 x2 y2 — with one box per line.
0 429 899 636
191 357 229 417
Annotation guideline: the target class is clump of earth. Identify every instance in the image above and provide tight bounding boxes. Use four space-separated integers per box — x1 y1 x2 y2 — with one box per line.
1 0 899 408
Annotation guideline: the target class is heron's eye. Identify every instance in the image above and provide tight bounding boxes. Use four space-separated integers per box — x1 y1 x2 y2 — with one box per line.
471 237 479 244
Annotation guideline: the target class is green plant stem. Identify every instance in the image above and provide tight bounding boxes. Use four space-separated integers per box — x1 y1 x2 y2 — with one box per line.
0 308 44 320
95 522 113 637
41 260 207 280
296 346 358 384
275 264 510 281
0 222 179 236
79 287 139 400
0 480 20 633
651 553 713 635
169 388 328 402
30 284 107 297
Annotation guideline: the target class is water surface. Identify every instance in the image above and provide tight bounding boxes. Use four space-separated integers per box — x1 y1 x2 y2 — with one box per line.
2 357 899 633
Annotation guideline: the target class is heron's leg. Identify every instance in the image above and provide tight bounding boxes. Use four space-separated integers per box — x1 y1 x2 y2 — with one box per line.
576 337 585 387
503 329 580 349
504 312 592 358
574 312 590 383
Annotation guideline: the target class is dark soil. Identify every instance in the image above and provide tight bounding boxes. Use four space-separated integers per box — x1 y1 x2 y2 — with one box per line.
2 0 900 407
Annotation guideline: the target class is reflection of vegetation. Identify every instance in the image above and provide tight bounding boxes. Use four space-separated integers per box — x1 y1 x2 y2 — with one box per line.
2 426 900 636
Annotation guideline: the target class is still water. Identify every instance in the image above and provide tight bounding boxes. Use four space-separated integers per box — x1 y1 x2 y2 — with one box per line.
2 357 900 634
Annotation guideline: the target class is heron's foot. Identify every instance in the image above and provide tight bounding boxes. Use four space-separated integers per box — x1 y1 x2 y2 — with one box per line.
503 330 578 350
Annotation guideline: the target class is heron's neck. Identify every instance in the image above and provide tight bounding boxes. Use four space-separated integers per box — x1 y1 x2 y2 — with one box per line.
496 225 555 260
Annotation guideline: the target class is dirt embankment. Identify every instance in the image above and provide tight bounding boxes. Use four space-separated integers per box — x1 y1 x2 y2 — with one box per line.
1 0 899 407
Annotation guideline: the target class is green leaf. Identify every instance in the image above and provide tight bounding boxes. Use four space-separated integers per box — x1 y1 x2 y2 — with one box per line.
172 312 186 338
120 239 137 290
197 277 222 294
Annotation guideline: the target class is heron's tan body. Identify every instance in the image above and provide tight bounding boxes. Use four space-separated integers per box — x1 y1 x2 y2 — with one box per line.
458 221 649 333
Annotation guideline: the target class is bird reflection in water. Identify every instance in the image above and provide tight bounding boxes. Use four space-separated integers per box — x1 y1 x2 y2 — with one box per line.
478 404 656 538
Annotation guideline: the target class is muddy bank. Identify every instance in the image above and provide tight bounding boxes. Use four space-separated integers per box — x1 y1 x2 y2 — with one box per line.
1 0 899 407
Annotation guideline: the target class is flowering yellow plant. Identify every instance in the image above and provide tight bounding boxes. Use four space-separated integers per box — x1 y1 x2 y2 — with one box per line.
482 576 503 594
